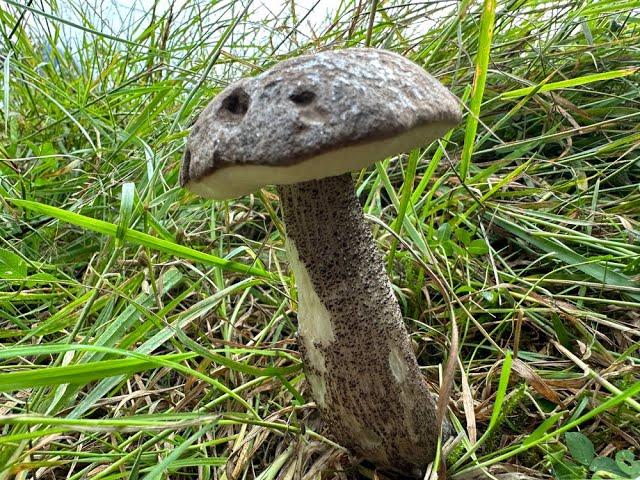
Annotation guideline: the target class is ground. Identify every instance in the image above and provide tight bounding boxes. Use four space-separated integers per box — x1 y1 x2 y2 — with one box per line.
0 1 638 479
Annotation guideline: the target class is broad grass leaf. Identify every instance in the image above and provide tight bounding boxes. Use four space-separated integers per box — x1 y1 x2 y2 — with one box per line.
565 431 595 466
616 450 640 477
467 239 489 255
523 412 562 445
589 456 624 476
0 247 27 278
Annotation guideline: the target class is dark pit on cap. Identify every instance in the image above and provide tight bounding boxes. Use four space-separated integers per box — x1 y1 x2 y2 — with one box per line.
289 90 316 105
219 87 250 117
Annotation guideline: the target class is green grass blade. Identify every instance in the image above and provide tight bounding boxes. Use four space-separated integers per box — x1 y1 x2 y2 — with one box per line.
458 0 496 180
490 214 640 301
7 198 274 280
0 353 194 392
502 68 638 99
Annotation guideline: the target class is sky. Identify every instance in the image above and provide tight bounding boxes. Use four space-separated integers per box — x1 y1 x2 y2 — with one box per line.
6 0 456 67
26 0 344 40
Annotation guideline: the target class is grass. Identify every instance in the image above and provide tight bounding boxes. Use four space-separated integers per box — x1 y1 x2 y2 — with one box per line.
1 0 639 478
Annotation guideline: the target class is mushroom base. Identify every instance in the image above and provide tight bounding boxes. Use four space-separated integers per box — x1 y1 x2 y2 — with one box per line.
278 174 448 477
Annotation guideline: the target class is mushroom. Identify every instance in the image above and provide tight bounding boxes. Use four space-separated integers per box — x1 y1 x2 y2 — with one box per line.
180 48 461 476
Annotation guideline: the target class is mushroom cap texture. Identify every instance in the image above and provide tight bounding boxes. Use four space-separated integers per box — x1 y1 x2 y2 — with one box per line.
181 48 461 199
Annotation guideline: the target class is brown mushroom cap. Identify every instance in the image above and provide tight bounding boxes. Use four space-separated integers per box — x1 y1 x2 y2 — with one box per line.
181 48 461 200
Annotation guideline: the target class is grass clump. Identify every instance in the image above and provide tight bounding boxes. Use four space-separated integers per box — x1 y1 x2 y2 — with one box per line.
1 0 639 479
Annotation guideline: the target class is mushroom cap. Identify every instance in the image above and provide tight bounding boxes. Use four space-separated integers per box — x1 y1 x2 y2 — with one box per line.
181 48 461 200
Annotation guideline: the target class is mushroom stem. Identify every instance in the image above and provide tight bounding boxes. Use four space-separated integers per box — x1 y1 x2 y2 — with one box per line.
278 173 444 476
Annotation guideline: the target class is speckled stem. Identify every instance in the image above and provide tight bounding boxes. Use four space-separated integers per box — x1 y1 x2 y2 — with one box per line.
278 174 443 476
